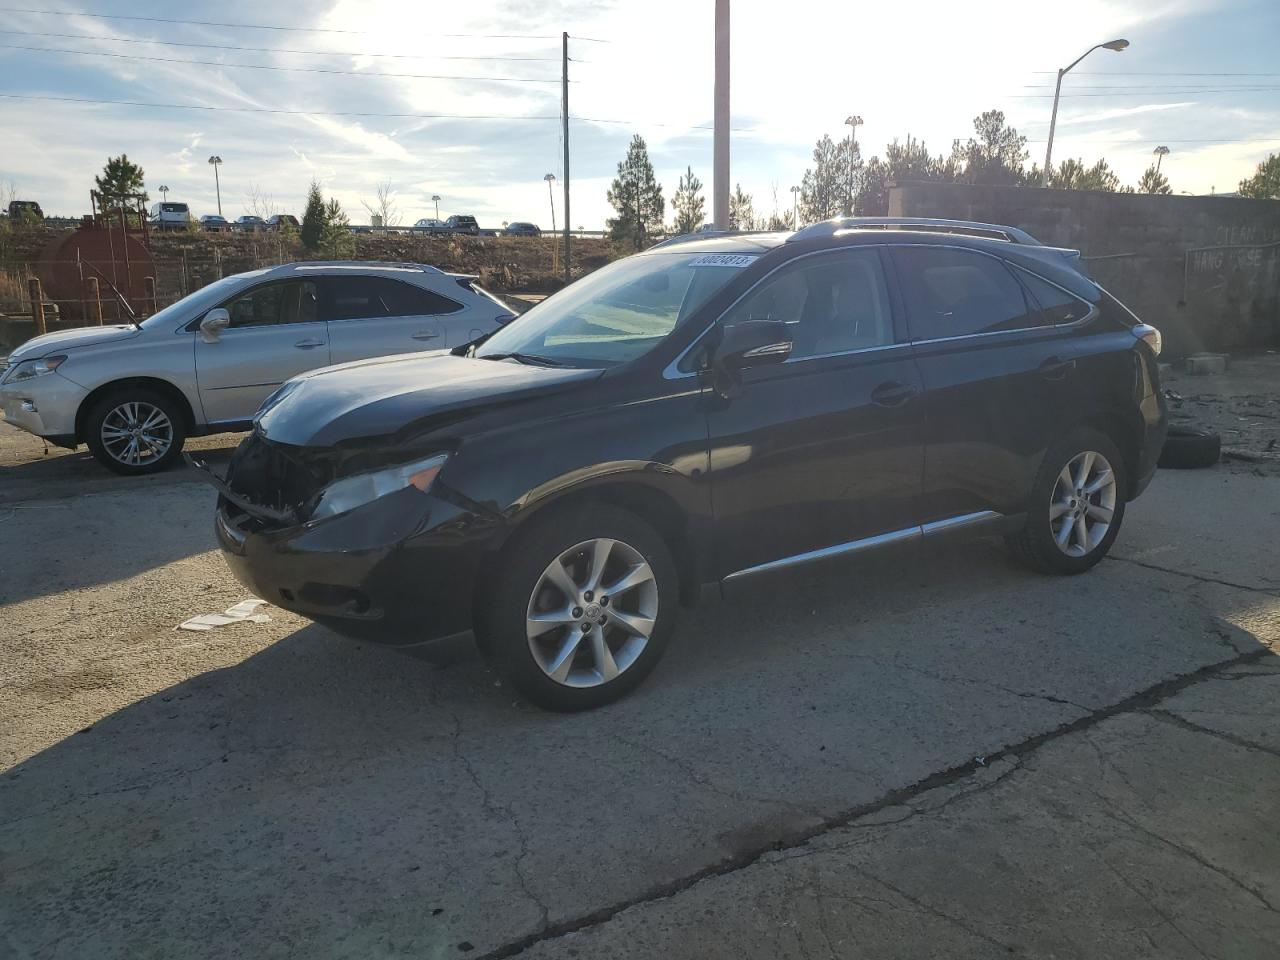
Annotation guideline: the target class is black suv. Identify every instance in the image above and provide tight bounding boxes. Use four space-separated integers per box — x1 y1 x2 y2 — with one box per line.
206 218 1167 710
445 215 480 235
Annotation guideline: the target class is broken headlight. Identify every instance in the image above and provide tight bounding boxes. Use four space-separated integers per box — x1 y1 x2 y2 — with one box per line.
309 453 449 521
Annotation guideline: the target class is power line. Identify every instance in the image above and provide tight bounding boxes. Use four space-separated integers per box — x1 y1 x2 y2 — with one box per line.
1008 88 1280 98
0 28 569 61
0 42 564 82
1030 70 1280 77
0 6 610 41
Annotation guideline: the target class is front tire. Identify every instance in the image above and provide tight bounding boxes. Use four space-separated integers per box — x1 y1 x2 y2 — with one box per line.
84 388 187 475
1007 427 1127 575
476 503 679 711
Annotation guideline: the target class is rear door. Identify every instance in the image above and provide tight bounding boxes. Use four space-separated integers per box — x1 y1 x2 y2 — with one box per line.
889 244 1080 524
705 247 926 579
194 279 328 424
321 275 469 364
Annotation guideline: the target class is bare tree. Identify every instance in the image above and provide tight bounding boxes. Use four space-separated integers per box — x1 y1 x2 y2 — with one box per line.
362 181 401 235
245 183 280 219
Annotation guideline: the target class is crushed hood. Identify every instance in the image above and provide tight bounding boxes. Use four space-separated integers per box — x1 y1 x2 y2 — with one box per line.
5 324 138 363
255 352 603 447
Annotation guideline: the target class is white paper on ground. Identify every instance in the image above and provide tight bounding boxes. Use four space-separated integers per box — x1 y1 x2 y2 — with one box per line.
179 598 271 632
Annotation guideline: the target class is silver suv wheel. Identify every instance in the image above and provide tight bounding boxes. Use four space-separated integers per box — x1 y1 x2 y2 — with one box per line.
526 537 658 688
99 401 174 467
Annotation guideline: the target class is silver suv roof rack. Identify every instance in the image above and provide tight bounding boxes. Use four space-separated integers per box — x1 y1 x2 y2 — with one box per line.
284 260 445 274
649 229 785 250
789 217 1042 246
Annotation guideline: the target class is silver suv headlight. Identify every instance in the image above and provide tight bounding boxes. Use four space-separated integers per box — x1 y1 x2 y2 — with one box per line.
1 355 66 385
310 453 449 521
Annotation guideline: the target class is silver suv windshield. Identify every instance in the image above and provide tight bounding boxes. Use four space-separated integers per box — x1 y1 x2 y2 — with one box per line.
475 250 756 367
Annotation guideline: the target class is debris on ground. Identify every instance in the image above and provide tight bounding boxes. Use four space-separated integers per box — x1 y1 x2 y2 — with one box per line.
178 598 271 631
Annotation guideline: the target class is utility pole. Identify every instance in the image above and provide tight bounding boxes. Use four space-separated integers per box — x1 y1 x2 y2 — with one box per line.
562 31 571 284
790 184 800 228
712 0 730 229
432 194 441 220
1042 39 1129 186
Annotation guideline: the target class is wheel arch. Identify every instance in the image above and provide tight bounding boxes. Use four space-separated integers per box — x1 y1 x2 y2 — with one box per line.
1077 408 1143 499
75 376 197 443
480 480 706 609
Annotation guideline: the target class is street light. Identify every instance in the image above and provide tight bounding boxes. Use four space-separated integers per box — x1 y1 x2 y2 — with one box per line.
207 156 223 217
790 184 801 229
159 185 169 203
844 115 863 216
431 194 441 220
1042 38 1129 186
1154 145 1170 172
543 173 557 233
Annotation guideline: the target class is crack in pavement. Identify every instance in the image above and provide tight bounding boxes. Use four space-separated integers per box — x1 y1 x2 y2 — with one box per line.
1095 851 1220 960
1108 555 1280 598
449 712 550 932
1144 707 1280 762
845 654 1093 714
852 865 1020 954
471 646 1278 960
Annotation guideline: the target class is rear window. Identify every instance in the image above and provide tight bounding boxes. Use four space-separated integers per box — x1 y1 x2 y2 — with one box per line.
322 276 462 321
893 246 1042 340
161 203 188 212
1012 267 1091 326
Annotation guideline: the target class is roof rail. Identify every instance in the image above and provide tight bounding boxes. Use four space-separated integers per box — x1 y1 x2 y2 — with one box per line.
285 260 445 274
789 217 1043 246
649 229 782 250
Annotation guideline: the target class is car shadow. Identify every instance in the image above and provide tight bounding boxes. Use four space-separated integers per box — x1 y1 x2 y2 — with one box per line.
3 536 1273 957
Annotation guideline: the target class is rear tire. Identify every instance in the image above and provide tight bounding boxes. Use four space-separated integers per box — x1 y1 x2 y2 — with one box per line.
1006 427 1127 576
475 503 679 711
84 388 187 475
1158 422 1220 469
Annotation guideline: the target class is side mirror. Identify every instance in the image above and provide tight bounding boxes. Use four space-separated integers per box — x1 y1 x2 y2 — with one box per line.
199 308 231 343
710 320 793 398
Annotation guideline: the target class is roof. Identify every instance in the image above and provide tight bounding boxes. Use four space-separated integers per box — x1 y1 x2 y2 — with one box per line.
642 231 792 254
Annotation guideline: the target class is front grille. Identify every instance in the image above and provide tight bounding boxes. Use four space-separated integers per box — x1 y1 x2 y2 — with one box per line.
226 431 333 521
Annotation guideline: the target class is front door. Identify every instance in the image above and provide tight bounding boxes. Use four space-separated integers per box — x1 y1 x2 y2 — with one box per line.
321 275 465 364
705 247 926 579
194 279 328 425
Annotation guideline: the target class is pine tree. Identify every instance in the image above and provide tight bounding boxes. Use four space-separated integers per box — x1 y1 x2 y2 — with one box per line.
321 197 355 257
800 134 858 222
729 183 755 230
1137 165 1173 195
94 154 147 212
606 135 665 249
671 166 705 235
1238 153 1280 199
300 182 325 251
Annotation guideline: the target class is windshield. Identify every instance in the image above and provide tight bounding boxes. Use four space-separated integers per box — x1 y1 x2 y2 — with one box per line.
475 250 755 367
138 275 255 329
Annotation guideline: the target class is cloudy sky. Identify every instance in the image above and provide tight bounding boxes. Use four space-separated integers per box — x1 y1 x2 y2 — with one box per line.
2 0 1278 228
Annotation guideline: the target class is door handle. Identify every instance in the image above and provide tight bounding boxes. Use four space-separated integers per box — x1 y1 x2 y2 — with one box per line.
411 330 440 341
1038 356 1076 380
870 380 919 407
294 338 325 349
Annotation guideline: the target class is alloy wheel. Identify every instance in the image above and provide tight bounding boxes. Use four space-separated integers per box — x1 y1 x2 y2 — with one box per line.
100 401 173 467
526 537 658 688
1050 450 1117 558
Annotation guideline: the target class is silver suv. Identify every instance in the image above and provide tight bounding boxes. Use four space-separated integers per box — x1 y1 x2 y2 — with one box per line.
0 262 514 474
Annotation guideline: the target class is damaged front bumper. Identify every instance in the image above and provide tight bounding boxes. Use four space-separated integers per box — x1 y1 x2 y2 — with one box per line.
196 445 503 645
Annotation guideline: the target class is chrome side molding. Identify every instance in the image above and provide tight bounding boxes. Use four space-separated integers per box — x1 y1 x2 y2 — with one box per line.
722 511 1004 583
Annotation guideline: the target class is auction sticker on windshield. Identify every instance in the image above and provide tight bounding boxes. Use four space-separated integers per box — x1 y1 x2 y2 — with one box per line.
687 254 758 268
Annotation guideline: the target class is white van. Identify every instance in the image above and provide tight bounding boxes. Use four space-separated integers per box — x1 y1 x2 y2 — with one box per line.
150 202 190 230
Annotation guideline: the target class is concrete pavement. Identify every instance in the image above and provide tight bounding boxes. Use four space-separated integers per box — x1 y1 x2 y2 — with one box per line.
2 433 1278 958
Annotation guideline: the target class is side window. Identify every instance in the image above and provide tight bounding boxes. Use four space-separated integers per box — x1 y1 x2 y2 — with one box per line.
1013 267 1091 326
224 281 318 328
321 276 463 321
724 249 894 360
893 247 1040 340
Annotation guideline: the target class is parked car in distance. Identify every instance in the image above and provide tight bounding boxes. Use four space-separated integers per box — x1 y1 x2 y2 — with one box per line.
150 202 191 230
411 218 449 236
445 215 480 235
235 215 266 232
504 222 542 237
200 214 231 233
267 214 300 231
6 199 44 222
202 218 1168 711
0 262 516 475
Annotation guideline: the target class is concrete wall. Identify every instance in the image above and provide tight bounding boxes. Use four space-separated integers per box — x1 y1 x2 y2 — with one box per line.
888 181 1280 357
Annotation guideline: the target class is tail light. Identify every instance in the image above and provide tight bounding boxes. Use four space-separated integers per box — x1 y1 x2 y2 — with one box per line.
1133 323 1162 356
